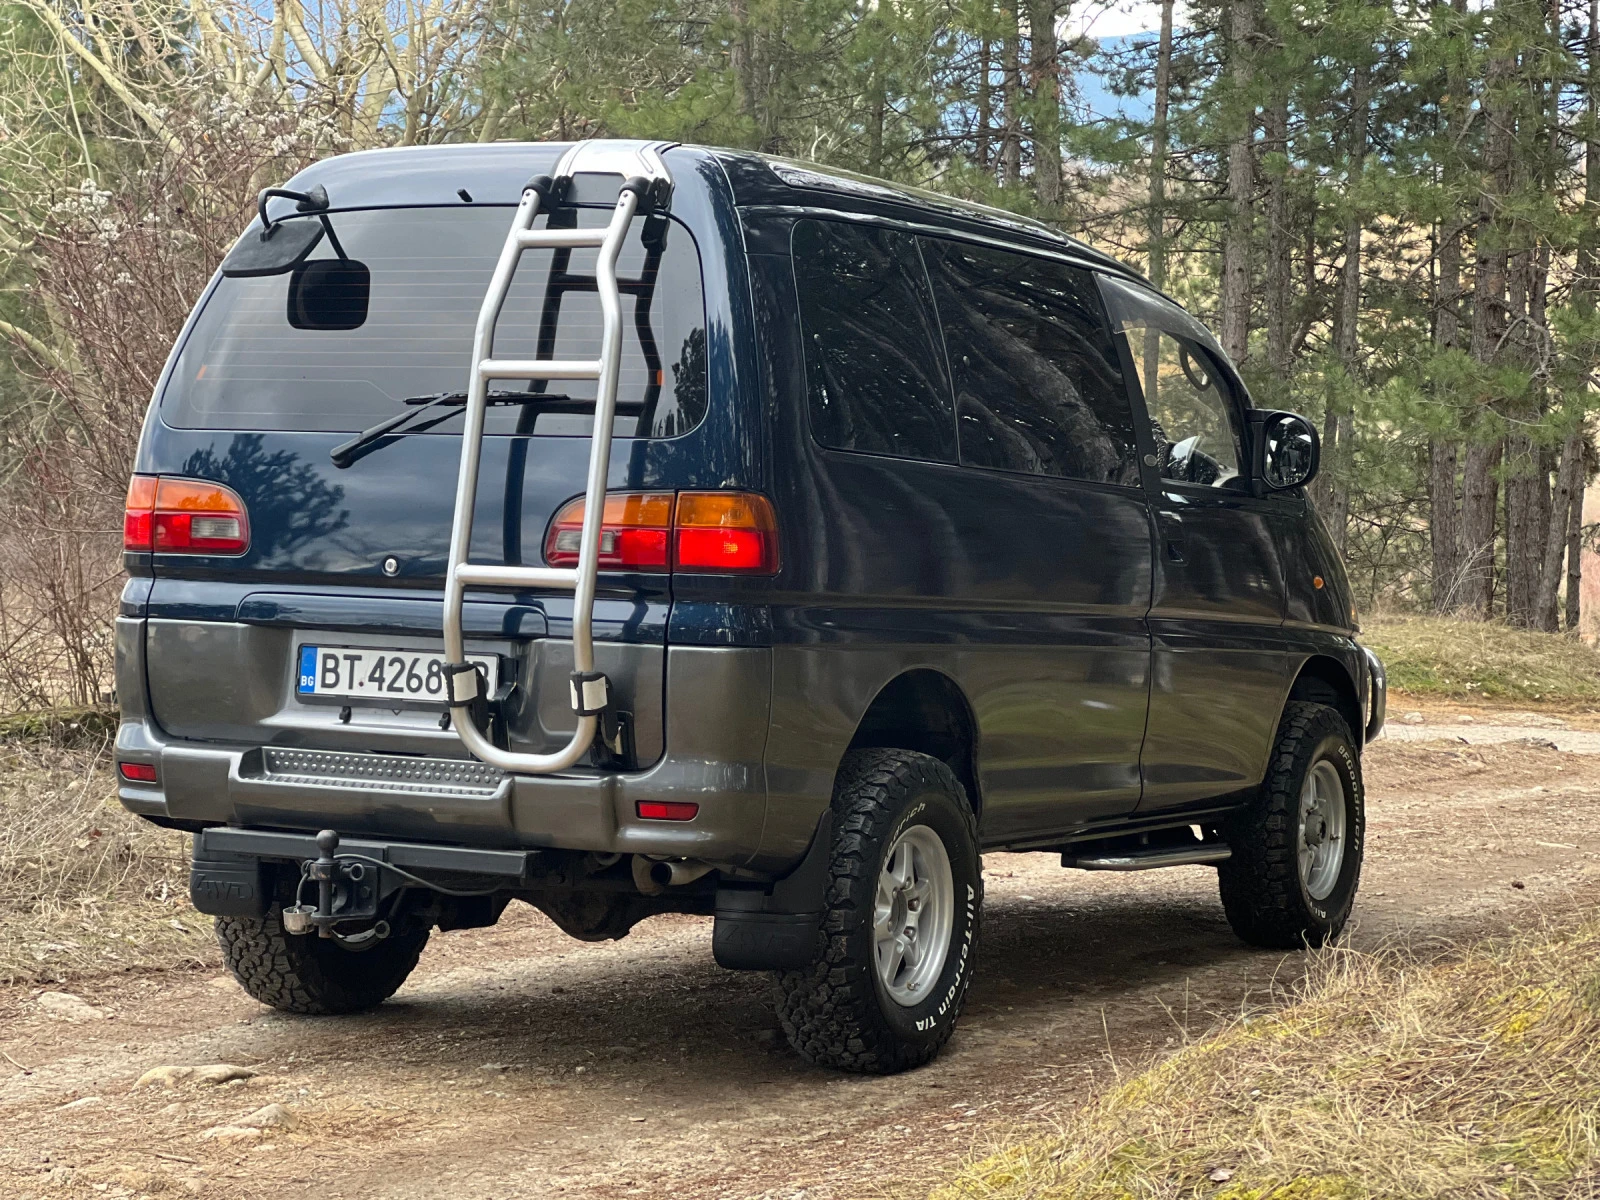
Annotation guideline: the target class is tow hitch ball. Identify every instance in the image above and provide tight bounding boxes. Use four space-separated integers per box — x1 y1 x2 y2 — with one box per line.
281 829 386 940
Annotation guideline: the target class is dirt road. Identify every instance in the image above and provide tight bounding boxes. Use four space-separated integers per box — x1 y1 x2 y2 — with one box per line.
5 718 1600 1200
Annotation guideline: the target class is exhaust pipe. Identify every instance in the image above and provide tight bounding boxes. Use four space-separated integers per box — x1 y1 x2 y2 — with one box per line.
631 855 714 895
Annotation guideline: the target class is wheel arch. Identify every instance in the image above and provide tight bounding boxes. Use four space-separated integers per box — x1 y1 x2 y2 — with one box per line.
846 668 982 815
1285 654 1362 745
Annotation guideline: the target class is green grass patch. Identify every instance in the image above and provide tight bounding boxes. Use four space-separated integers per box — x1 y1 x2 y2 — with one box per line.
925 916 1600 1200
1362 614 1600 704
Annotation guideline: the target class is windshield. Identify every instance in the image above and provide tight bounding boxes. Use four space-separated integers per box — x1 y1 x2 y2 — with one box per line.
163 205 707 437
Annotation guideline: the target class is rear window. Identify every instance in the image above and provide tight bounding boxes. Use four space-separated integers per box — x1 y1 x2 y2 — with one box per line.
164 206 707 436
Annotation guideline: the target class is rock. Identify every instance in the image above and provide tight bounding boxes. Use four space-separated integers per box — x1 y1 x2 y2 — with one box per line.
1208 1167 1235 1183
199 1124 262 1141
57 1095 105 1110
1460 714 1476 723
239 1103 296 1130
135 1064 256 1090
37 991 107 1022
1402 712 1425 725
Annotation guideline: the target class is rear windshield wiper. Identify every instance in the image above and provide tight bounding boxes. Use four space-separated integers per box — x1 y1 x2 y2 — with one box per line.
329 390 574 468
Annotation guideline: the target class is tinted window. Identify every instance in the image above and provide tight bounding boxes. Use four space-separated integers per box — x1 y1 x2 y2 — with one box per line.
164 206 706 437
922 239 1140 486
792 220 955 463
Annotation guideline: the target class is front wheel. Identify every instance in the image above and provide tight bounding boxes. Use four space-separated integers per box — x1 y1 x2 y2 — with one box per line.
775 749 982 1074
1218 701 1365 949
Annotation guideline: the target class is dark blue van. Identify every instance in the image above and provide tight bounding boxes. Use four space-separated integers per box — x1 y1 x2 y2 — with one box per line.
116 139 1385 1073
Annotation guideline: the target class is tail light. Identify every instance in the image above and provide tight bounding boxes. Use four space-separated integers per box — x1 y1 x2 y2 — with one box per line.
637 801 698 821
543 492 674 569
118 761 158 783
674 492 779 573
123 475 250 555
544 491 778 574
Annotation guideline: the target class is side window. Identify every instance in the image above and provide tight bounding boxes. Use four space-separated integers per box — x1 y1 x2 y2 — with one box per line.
921 238 1141 486
792 220 955 463
1124 326 1241 488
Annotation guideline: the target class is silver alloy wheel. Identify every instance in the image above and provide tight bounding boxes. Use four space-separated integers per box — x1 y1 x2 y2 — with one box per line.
1298 759 1348 901
873 824 955 1007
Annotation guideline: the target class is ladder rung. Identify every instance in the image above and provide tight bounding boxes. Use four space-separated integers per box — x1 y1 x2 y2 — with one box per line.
478 359 601 381
455 564 577 590
516 229 608 249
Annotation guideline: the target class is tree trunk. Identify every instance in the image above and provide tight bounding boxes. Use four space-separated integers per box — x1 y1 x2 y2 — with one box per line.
1145 0 1174 393
1028 0 1063 213
1461 7 1517 619
976 39 993 171
1001 8 1022 186
1567 463 1585 632
730 0 757 131
1220 0 1256 364
1535 427 1585 630
1430 23 1466 614
1263 93 1292 382
1320 55 1370 557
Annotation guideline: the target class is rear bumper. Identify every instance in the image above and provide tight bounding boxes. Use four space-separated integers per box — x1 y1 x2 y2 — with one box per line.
117 622 782 871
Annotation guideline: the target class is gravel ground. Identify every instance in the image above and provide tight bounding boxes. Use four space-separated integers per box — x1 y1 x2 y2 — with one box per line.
3 716 1598 1200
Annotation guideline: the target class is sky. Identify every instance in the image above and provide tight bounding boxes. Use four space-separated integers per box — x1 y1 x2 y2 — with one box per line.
1062 0 1190 125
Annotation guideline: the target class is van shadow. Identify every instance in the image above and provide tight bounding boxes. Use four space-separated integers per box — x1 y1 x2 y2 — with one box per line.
259 887 1265 1091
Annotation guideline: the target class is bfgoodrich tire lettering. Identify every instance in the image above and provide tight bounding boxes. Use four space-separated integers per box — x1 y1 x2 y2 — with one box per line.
775 748 982 1074
217 906 429 1015
1218 701 1365 949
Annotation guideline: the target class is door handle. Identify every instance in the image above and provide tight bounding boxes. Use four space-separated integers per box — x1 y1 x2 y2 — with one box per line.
1157 512 1186 564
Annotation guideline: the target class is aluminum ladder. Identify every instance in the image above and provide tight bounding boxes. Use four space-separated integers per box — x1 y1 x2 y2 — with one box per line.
441 140 675 774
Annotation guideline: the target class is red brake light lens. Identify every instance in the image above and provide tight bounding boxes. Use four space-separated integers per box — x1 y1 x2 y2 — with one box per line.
118 761 158 783
543 492 674 570
123 476 250 555
637 801 699 821
543 492 778 575
674 492 779 573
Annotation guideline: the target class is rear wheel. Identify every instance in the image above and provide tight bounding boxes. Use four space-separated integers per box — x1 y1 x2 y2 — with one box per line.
217 906 429 1015
775 749 982 1074
1218 701 1364 949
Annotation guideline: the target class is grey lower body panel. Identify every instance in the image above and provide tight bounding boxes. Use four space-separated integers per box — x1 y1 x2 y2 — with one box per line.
118 620 781 870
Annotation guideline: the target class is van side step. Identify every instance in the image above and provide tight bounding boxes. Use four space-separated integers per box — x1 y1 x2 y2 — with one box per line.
1061 843 1231 871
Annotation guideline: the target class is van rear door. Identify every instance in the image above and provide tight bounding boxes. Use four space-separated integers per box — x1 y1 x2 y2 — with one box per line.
137 192 710 768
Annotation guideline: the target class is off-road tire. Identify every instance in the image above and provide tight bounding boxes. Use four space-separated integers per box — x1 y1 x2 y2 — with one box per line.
775 748 982 1074
216 906 429 1015
1218 701 1364 949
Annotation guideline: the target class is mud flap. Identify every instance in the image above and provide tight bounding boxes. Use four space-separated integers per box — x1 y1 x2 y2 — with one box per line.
713 810 832 971
190 850 269 917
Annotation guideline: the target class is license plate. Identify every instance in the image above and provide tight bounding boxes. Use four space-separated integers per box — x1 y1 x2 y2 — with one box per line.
297 646 499 704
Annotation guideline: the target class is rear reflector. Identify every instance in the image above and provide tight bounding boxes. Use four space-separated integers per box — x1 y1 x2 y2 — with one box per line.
123 476 250 555
637 801 699 821
118 762 158 783
544 491 778 575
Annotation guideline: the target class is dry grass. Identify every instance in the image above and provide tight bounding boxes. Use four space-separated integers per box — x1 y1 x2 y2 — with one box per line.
927 916 1600 1200
1363 613 1600 705
0 737 213 984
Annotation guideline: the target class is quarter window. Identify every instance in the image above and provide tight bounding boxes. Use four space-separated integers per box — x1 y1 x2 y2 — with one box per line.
792 220 956 463
921 238 1140 486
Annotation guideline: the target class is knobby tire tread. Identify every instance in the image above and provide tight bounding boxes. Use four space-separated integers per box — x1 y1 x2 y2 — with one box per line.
217 908 428 1015
775 748 981 1074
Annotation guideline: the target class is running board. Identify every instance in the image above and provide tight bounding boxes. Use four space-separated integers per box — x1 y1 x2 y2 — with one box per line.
1061 844 1232 871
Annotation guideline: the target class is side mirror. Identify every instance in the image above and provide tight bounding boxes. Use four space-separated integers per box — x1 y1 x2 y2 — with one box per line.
220 185 335 278
1253 410 1320 491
